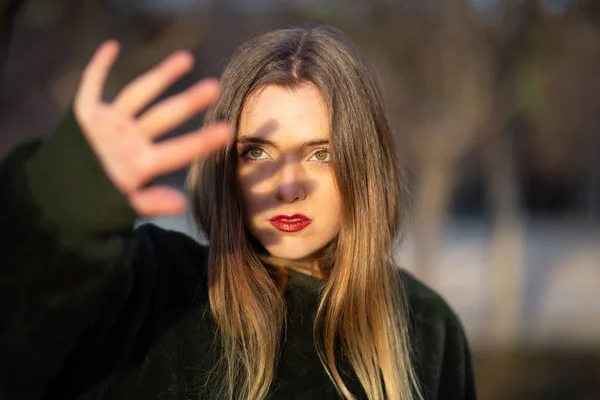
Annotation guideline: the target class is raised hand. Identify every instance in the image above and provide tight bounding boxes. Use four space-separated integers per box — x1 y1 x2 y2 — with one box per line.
73 40 232 217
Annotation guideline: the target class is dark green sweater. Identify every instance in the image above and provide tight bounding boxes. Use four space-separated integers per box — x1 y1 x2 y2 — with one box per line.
0 111 476 399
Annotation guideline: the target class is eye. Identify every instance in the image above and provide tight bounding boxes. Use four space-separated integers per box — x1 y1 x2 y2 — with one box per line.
309 149 331 162
242 146 270 161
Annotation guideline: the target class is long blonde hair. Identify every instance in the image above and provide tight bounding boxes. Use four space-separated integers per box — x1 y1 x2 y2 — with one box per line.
187 25 421 400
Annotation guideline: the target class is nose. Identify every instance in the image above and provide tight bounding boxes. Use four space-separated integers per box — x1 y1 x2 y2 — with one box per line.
275 159 306 203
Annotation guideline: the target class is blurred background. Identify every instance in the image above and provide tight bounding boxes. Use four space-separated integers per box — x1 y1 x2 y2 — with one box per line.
1 0 599 398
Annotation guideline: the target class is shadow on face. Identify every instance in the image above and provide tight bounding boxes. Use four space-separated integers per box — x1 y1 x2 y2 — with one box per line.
235 83 342 260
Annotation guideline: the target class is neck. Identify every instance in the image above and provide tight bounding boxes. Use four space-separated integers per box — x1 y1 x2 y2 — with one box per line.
259 241 336 281
287 262 324 279
261 255 324 279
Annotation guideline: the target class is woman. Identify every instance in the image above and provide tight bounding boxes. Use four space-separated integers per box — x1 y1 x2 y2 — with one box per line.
0 25 475 399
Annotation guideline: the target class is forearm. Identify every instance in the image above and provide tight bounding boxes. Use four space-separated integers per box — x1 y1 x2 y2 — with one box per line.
0 109 138 398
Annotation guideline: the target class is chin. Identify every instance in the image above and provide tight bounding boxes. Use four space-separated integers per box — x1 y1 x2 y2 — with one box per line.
250 226 335 261
264 244 317 261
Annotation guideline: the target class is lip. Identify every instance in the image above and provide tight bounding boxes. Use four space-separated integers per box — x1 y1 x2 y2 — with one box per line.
269 214 312 233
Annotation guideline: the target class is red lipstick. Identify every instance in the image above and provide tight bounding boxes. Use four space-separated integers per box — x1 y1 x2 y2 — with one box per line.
269 214 312 232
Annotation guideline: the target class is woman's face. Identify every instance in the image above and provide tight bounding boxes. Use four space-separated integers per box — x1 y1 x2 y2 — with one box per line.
237 83 342 260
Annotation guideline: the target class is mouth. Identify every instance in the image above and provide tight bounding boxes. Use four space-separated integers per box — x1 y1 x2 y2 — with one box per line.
269 214 312 233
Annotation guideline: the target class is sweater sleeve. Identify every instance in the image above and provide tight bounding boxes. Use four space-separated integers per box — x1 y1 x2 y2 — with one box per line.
0 108 141 399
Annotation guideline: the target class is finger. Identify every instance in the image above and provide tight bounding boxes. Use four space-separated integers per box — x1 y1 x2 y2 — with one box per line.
145 123 232 178
137 78 221 139
112 51 195 116
129 186 188 217
76 40 120 108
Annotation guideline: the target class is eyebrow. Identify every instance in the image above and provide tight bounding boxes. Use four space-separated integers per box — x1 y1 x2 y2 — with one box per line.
237 137 330 148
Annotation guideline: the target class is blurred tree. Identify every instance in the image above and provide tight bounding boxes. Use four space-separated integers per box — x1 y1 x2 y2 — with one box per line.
0 0 27 86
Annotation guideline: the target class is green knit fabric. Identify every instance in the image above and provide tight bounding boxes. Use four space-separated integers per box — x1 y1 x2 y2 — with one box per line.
0 110 476 400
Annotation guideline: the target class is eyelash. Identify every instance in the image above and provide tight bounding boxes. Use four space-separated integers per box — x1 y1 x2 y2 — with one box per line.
240 146 269 162
309 148 331 163
240 146 331 163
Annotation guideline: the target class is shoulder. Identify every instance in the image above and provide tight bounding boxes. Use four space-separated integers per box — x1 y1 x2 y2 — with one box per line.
399 270 477 399
133 222 209 265
132 223 210 306
400 270 462 331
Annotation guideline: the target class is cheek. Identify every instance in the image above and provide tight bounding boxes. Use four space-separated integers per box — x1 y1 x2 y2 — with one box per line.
237 165 271 216
318 173 343 222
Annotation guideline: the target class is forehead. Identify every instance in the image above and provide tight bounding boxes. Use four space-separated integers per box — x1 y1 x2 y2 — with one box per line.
238 83 330 141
